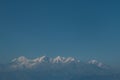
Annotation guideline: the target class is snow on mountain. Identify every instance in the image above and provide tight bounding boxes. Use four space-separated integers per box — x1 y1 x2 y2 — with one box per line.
0 56 117 80
10 56 80 69
33 56 52 63
53 56 66 63
52 56 79 63
88 60 102 66
88 60 109 69
11 56 36 68
10 56 108 70
11 56 80 64
12 56 28 63
64 57 80 63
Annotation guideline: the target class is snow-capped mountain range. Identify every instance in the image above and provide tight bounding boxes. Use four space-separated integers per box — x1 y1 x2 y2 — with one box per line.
10 56 107 69
1 56 119 80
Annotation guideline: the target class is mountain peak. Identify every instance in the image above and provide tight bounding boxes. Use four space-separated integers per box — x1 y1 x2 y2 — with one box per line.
11 56 28 63
88 60 108 69
53 56 65 63
33 56 51 63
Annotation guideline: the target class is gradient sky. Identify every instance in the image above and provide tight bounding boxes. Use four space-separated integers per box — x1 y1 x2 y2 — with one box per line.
0 0 120 67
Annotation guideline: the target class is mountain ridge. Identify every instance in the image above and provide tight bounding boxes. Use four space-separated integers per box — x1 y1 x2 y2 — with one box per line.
10 56 108 69
0 56 119 80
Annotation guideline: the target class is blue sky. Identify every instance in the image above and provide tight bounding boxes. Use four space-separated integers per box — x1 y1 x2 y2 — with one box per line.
0 0 120 67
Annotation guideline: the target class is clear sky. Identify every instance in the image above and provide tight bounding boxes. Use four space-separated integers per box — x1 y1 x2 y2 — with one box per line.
0 0 120 67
